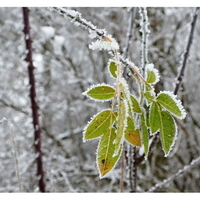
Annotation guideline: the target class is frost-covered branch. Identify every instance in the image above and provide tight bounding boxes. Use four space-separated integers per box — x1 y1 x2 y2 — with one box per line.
174 7 199 95
122 7 138 193
51 7 140 78
51 7 106 39
148 156 200 192
139 7 150 76
22 7 45 192
0 99 29 115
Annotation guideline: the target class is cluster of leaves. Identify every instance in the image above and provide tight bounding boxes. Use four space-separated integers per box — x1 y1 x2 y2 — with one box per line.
83 56 186 178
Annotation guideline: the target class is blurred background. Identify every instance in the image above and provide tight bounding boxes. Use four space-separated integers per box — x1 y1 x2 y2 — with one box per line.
0 7 200 192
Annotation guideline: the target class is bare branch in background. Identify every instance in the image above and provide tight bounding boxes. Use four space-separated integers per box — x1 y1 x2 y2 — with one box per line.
148 156 200 192
174 7 199 95
22 7 45 192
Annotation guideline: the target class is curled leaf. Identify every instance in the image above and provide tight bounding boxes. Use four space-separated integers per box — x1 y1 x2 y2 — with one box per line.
124 117 141 147
108 61 118 78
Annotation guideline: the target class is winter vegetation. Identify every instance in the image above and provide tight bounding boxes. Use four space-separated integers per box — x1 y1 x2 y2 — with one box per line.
0 7 200 192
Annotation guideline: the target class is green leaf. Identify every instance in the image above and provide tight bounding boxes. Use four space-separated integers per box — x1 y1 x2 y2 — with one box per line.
83 110 117 140
149 102 161 134
145 64 160 84
130 95 142 113
159 110 177 156
146 70 157 83
156 91 186 119
124 117 141 147
83 84 115 101
140 108 149 157
108 61 118 78
113 97 128 156
97 128 122 178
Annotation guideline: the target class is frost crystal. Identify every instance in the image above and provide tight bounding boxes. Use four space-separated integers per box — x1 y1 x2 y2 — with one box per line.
66 10 80 18
89 30 98 39
74 21 80 26
25 34 29 40
89 39 119 51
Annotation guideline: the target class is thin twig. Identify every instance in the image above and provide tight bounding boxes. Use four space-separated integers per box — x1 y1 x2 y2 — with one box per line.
132 146 137 192
52 7 105 38
10 124 22 192
0 99 29 115
174 7 199 95
121 7 136 192
139 7 149 77
148 156 200 192
120 150 125 192
127 144 134 191
51 7 141 79
124 8 136 59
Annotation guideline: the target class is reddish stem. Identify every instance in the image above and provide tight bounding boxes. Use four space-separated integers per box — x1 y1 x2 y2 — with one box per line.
22 7 46 192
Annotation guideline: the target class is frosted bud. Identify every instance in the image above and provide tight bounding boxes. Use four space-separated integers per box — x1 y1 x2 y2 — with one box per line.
89 38 119 51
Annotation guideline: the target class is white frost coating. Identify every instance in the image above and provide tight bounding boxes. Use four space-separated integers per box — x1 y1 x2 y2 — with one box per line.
125 59 141 74
35 125 39 131
25 49 29 54
157 91 186 119
66 9 80 18
34 138 39 145
25 34 29 40
120 77 134 118
146 63 160 84
139 7 150 74
89 38 119 51
82 83 115 102
113 96 128 157
89 30 98 39
74 21 80 26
